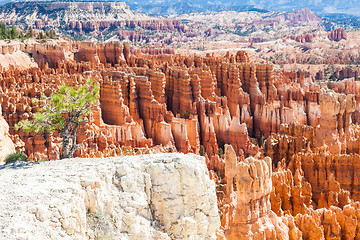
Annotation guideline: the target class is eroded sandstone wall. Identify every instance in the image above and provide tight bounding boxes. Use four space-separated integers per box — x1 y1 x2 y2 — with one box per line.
263 88 360 239
5 40 360 239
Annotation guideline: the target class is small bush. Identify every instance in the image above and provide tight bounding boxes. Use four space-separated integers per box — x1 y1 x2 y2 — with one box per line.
218 147 224 158
181 111 190 119
4 152 29 164
87 211 113 239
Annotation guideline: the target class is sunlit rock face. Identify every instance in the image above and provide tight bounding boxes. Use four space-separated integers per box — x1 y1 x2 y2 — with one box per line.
4 38 360 239
0 106 15 164
0 153 220 240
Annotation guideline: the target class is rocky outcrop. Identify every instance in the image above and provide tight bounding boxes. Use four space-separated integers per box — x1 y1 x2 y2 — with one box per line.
0 153 220 240
265 89 357 163
0 107 15 163
267 145 360 239
314 90 356 154
252 8 321 27
0 2 188 45
289 33 317 43
260 87 360 239
328 28 347 41
0 42 37 71
220 144 301 239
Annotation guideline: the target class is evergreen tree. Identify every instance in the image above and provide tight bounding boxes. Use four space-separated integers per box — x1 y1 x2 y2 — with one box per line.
15 80 100 159
26 26 34 38
10 25 18 39
50 29 56 38
18 30 24 39
37 31 44 39
0 23 8 39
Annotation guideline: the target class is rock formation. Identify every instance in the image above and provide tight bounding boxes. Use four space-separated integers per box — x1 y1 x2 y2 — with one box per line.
0 42 37 71
0 106 15 163
289 33 317 43
3 39 360 239
261 87 360 239
0 153 220 239
0 40 334 162
221 144 293 240
328 28 347 41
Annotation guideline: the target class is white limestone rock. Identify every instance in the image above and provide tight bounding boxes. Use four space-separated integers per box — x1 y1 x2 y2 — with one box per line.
0 153 220 240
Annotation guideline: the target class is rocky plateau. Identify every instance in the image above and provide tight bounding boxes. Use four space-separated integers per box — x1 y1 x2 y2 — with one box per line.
0 153 220 240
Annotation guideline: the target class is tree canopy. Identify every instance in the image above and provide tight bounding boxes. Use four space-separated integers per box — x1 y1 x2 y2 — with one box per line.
15 79 100 159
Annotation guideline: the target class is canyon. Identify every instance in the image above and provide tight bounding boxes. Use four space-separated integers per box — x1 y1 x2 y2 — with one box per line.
0 38 360 239
1 1 360 239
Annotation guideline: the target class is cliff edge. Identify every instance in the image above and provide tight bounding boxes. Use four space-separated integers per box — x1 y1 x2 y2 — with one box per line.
0 153 220 240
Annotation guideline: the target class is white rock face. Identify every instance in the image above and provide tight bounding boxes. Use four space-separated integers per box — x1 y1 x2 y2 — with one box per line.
0 153 220 240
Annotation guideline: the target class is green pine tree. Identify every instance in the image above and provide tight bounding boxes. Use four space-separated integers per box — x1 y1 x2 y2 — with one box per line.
15 79 100 159
10 25 18 39
26 26 34 38
37 31 44 39
0 23 8 39
50 29 56 38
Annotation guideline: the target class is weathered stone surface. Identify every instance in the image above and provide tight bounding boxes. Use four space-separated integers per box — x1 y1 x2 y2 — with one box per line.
221 144 294 240
0 110 15 163
0 153 220 240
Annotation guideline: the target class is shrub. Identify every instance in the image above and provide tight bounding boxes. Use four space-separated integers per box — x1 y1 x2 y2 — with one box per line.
181 111 190 119
87 212 113 240
4 152 29 164
15 79 99 159
218 147 224 157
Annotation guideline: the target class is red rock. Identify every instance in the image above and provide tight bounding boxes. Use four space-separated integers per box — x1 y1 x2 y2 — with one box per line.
329 28 347 41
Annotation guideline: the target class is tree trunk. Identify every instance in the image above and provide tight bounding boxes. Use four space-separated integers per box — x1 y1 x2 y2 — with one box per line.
60 134 71 159
60 120 79 159
68 122 79 159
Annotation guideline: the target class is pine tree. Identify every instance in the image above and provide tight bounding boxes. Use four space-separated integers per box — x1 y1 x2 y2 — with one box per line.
26 26 34 38
15 80 100 159
50 29 56 38
0 23 8 39
10 25 18 39
37 31 44 39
